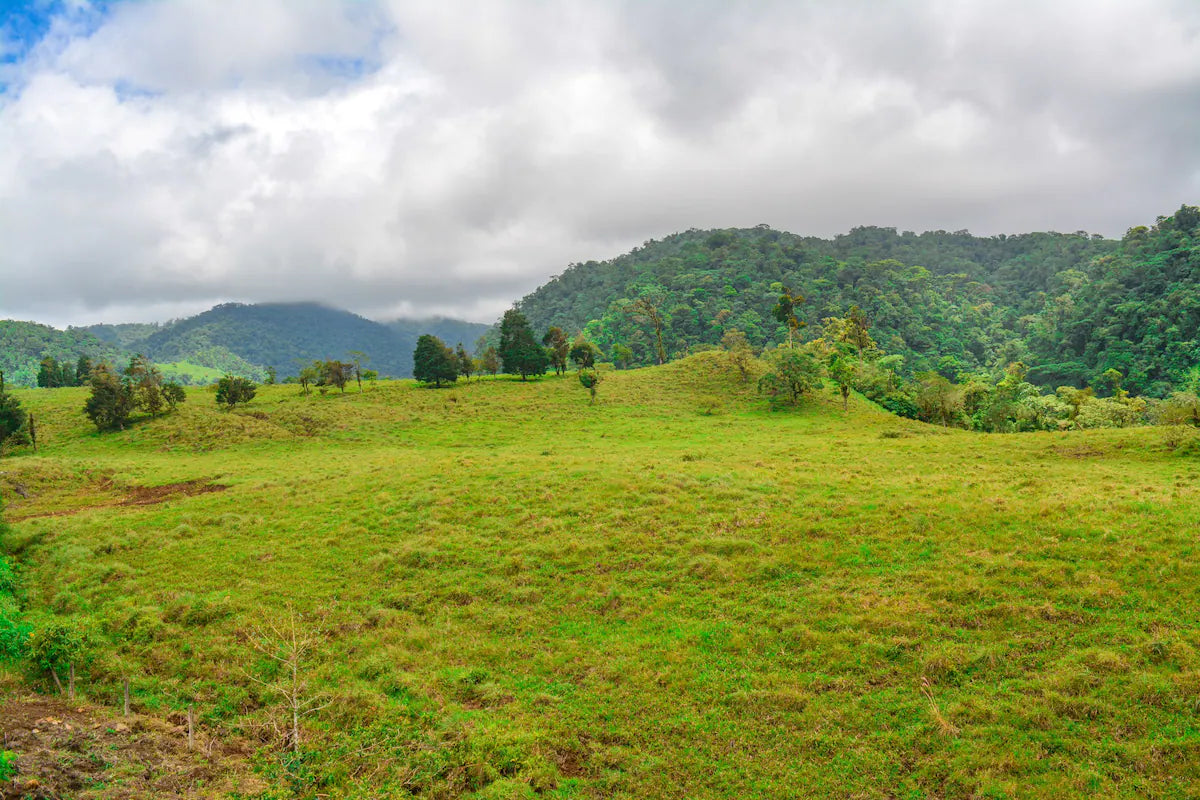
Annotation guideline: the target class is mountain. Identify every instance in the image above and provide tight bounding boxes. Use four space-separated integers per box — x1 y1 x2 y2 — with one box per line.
514 206 1200 395
384 317 490 351
126 302 411 378
0 320 126 387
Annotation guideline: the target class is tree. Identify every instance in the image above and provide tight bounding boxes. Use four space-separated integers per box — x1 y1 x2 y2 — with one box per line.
828 354 856 411
915 373 963 426
84 364 135 431
480 346 500 377
74 356 93 386
569 335 600 370
455 343 474 383
37 357 61 388
611 343 633 370
265 366 277 385
348 351 369 393
298 364 319 397
162 382 186 411
579 369 600 404
758 349 823 408
412 335 458 387
499 310 549 380
721 329 755 382
627 294 668 365
0 385 26 453
125 354 165 417
247 609 330 752
321 360 353 393
543 327 570 376
771 287 806 348
216 375 257 408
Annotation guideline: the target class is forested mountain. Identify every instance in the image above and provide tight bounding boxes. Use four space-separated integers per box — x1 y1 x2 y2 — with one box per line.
130 302 413 378
515 206 1200 396
0 321 126 386
2 305 490 386
384 317 490 352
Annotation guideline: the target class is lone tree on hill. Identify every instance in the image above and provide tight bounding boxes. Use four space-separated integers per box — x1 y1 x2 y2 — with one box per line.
216 375 257 408
499 310 549 380
758 349 823 408
413 335 458 387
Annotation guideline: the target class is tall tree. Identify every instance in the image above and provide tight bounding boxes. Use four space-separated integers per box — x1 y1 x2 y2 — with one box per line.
627 294 668 365
479 346 500 377
499 310 549 380
413 335 458 387
543 327 570 375
455 343 474 383
569 335 600 370
771 287 806 349
125 354 165 417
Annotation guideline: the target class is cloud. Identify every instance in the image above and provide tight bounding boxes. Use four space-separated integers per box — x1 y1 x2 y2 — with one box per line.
1 0 1199 327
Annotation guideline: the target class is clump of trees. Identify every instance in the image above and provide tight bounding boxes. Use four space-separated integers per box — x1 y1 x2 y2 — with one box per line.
216 375 257 408
83 356 185 431
37 355 92 388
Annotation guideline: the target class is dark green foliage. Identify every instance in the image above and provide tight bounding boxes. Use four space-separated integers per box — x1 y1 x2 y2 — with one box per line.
413 335 458 387
162 382 186 410
215 375 257 408
84 364 136 431
499 311 549 380
319 360 353 393
513 223 1124 382
578 369 600 403
124 354 165 416
0 320 124 388
569 335 600 370
758 349 823 407
36 356 78 388
542 327 569 375
454 343 473 382
0 387 25 451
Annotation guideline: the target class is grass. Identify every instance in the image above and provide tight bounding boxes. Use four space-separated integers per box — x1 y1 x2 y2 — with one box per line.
2 351 1199 799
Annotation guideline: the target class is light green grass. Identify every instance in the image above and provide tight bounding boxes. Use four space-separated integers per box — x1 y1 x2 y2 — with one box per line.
2 352 1199 799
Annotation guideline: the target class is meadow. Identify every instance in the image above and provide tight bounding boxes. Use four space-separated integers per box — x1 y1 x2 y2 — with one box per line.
2 352 1199 799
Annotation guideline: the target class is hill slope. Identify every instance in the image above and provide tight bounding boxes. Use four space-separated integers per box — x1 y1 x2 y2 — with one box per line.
1 355 1197 797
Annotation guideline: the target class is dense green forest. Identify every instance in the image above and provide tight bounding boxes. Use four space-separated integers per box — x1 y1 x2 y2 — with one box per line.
0 321 125 388
516 205 1200 397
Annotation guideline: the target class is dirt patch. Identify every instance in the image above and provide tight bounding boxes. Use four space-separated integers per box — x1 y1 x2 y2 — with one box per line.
0 693 264 799
119 480 228 506
7 479 228 522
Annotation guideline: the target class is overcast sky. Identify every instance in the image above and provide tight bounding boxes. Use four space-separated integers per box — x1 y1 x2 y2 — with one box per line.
2 0 1199 328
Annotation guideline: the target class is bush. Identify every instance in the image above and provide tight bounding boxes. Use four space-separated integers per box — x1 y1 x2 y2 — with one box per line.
215 375 257 408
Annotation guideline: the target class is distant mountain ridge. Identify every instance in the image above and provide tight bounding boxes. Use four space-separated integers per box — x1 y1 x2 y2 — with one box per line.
0 303 489 386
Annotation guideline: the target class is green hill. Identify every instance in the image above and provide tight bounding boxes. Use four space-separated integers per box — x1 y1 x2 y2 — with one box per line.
514 205 1200 395
0 320 126 387
1 354 1197 797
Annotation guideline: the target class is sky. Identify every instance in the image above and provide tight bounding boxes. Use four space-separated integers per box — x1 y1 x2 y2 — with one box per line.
1 0 1199 328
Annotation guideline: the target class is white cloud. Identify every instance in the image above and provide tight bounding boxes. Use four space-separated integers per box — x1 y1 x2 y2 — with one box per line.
1 0 1199 327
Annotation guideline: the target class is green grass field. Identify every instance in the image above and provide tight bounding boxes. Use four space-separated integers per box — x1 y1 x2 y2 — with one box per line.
2 352 1199 798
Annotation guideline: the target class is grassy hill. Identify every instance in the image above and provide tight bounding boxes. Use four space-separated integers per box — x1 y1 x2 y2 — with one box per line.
1 354 1198 798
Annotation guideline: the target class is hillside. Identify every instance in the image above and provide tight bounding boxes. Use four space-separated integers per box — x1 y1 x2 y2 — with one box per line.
514 205 1200 395
1 355 1198 797
0 320 126 387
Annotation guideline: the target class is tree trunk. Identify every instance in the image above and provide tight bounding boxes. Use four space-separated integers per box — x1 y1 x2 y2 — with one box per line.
51 667 64 695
